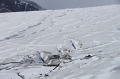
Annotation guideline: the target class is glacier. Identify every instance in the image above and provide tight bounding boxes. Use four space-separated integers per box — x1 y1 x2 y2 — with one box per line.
0 5 120 79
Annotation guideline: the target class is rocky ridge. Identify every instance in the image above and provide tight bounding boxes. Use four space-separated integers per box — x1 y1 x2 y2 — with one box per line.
0 0 45 13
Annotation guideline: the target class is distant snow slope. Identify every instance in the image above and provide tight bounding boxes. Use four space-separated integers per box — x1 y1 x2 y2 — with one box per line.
0 5 120 79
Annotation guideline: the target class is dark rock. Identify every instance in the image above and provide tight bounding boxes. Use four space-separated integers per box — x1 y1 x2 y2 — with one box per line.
0 0 45 13
41 54 60 66
49 55 60 59
84 55 93 59
45 74 49 77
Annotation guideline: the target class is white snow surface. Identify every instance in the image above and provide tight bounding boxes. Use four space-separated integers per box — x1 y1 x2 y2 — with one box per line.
0 5 120 79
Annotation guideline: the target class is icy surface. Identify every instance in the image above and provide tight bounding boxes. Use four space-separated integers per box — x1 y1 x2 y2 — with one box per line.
0 5 120 79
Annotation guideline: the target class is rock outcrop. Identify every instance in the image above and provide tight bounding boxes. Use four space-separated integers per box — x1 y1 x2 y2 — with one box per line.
0 0 45 13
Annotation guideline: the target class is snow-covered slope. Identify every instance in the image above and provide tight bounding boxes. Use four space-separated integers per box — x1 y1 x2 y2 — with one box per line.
0 5 120 79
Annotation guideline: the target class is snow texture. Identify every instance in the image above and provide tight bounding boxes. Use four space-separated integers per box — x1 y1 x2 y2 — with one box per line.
0 5 120 79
